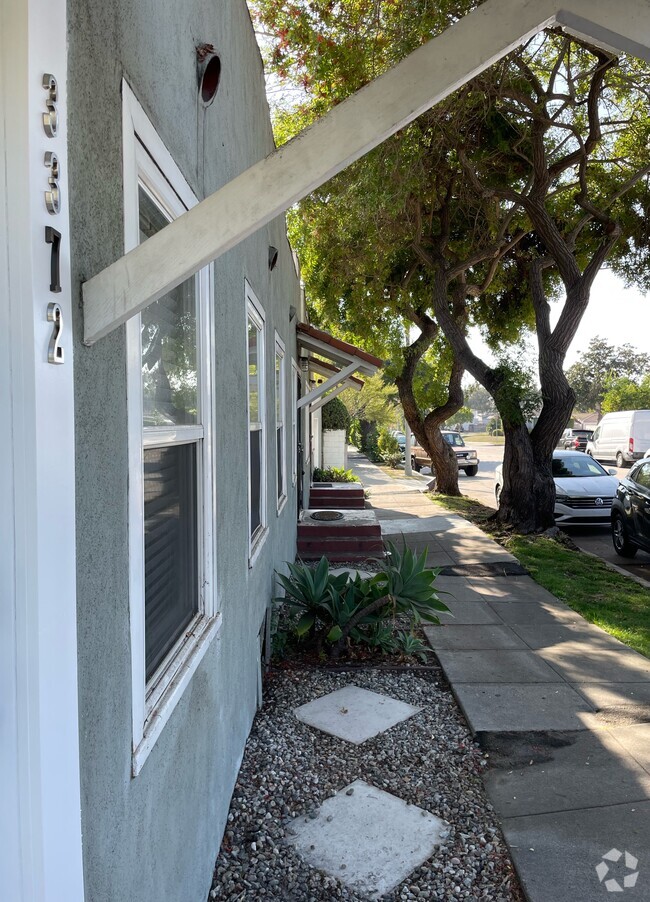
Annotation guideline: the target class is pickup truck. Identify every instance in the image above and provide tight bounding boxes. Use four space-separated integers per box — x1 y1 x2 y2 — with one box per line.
410 430 480 476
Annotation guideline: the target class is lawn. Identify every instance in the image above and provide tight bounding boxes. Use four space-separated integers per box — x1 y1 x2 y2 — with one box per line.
463 432 505 445
432 493 650 659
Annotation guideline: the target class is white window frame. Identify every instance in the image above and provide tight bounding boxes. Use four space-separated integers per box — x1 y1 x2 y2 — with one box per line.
275 333 287 513
246 282 268 564
291 360 300 487
123 81 221 776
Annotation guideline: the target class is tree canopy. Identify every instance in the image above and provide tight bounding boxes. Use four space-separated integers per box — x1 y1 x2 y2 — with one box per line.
253 0 650 528
566 337 650 412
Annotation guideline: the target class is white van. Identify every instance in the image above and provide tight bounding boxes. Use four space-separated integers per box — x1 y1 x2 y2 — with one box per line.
586 410 650 467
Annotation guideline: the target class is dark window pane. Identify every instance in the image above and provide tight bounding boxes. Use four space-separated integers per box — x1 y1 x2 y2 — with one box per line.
250 430 262 538
144 444 198 680
277 426 284 500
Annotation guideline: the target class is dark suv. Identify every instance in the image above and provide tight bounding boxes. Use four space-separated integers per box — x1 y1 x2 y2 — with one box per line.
611 459 650 558
557 428 593 452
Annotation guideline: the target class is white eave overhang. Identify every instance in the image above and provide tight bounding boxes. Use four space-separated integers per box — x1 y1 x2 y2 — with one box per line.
297 323 382 411
81 0 650 345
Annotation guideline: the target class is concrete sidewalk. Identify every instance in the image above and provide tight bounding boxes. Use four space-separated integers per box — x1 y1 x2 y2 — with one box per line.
350 452 650 902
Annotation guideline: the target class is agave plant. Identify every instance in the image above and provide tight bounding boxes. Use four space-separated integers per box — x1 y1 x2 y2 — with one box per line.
275 540 449 660
274 556 351 642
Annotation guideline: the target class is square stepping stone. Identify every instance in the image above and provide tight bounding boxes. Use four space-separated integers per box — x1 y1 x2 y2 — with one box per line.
452 683 595 733
293 685 421 744
286 779 449 898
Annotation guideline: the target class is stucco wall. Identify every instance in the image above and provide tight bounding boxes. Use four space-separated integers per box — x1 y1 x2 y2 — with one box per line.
322 429 348 470
67 2 299 899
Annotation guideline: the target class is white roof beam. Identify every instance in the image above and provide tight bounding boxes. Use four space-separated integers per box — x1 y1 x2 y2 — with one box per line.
82 0 650 344
309 381 358 413
298 361 359 410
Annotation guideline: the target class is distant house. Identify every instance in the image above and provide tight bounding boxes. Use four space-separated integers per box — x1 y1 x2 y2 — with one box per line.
573 412 600 429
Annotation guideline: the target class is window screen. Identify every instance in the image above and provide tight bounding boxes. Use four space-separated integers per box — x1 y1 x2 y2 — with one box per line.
144 444 198 680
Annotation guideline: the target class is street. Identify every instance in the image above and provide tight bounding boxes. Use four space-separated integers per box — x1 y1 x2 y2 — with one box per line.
410 442 650 583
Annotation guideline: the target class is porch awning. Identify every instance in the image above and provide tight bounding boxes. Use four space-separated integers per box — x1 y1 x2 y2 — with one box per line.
297 322 383 411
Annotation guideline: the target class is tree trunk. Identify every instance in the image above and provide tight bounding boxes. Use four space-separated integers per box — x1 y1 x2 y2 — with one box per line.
496 421 558 532
423 418 459 494
395 315 463 497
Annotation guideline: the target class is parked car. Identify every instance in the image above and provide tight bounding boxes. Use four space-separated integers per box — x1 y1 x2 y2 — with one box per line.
411 431 479 476
390 430 406 452
557 427 593 452
494 450 619 524
611 459 650 558
586 410 650 468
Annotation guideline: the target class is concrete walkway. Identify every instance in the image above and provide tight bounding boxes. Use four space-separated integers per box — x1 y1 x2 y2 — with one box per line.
349 452 650 902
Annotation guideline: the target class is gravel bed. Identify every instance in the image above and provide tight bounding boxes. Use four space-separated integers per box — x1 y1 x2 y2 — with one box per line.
209 667 522 901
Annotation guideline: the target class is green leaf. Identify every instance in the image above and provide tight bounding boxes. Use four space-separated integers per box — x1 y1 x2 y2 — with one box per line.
327 625 343 642
295 612 316 636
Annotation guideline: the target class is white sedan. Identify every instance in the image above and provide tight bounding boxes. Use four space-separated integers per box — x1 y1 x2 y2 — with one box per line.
494 450 619 524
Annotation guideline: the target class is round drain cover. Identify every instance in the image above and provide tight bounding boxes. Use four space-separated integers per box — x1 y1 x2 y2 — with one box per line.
310 510 344 521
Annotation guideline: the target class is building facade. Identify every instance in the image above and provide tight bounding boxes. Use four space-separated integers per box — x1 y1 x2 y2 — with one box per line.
2 0 302 899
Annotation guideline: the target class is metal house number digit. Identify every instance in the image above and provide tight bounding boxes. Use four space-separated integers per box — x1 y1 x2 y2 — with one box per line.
44 152 60 214
47 302 64 364
42 73 58 138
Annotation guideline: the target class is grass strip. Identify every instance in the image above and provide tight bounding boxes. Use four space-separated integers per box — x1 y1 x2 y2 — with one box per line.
432 493 650 659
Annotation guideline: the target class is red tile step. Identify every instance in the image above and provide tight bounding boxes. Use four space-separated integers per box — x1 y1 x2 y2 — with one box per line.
309 484 365 509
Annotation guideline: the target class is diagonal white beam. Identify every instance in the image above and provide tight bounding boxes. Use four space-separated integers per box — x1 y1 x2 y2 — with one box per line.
298 361 359 410
309 380 359 413
82 0 650 344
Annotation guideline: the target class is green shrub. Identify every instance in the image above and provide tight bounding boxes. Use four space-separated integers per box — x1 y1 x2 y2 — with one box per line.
312 466 359 483
359 422 380 460
349 420 362 448
321 396 351 432
274 542 448 660
377 428 402 467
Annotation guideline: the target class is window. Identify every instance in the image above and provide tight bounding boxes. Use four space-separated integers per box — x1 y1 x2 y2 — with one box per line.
635 462 650 489
275 335 286 510
247 284 267 558
291 361 301 487
123 83 219 774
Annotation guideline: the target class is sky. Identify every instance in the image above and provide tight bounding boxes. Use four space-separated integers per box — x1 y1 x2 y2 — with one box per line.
560 270 650 368
465 268 650 375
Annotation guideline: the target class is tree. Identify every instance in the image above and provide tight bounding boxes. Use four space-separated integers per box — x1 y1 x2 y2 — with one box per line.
446 407 473 428
601 374 650 413
566 337 650 413
253 2 650 530
464 382 497 416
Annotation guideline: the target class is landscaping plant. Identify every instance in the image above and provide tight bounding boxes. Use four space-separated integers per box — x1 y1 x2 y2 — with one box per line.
377 429 403 468
274 542 448 661
312 466 359 483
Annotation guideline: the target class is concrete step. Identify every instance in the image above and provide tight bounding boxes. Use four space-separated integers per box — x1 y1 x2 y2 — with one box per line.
297 537 385 555
309 498 366 509
297 548 385 562
298 523 381 538
309 484 365 509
